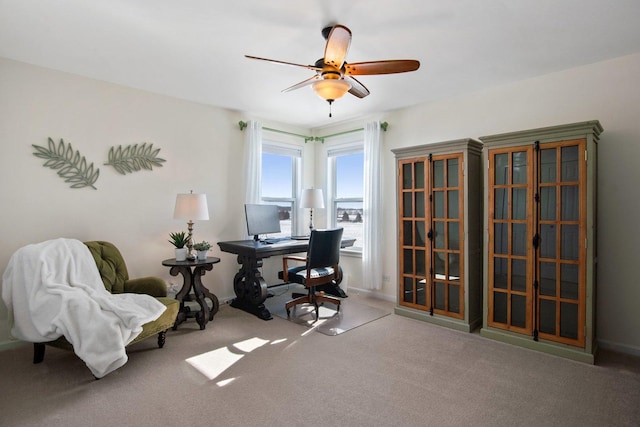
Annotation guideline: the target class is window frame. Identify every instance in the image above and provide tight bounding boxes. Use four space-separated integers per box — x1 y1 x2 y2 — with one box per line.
327 140 364 253
261 140 302 237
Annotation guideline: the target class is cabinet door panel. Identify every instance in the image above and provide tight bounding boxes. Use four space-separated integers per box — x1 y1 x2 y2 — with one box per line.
560 302 579 339
414 162 425 189
540 262 557 296
539 299 556 334
403 277 413 303
511 224 528 256
448 284 460 313
403 220 413 246
398 159 429 310
403 249 413 274
511 294 527 328
511 259 527 292
402 163 413 189
493 258 508 289
416 279 427 305
493 292 508 323
487 146 533 334
403 193 412 217
415 192 425 217
431 153 464 319
415 221 426 247
448 190 459 218
536 140 586 347
560 224 579 260
560 264 579 299
540 187 556 220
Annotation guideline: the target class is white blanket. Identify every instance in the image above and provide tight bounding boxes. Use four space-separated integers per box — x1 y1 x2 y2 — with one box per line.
1 238 166 378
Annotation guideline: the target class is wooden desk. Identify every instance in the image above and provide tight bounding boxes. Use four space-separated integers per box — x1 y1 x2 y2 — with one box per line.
161 257 220 330
217 238 354 320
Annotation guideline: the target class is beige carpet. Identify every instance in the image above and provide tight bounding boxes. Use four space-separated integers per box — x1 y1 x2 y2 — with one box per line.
264 284 391 336
0 291 639 426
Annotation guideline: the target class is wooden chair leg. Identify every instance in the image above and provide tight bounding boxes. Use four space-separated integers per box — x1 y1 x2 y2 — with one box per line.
33 343 45 364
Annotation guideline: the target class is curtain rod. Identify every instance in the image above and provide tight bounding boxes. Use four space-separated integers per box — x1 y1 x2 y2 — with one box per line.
238 121 388 143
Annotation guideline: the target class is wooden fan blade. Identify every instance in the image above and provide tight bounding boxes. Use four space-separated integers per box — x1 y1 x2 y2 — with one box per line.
323 25 351 69
345 76 370 98
344 60 420 75
282 75 320 93
245 55 322 72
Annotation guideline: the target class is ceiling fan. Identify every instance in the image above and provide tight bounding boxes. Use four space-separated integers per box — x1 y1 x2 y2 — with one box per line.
245 24 420 117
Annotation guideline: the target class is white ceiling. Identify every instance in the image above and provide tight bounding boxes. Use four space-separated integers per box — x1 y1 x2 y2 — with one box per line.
2 0 640 129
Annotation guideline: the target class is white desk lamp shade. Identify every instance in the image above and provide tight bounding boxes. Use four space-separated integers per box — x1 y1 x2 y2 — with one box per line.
300 188 324 209
174 193 209 220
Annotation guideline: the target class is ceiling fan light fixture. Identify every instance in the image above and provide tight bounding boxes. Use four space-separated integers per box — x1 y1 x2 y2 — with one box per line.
311 79 351 102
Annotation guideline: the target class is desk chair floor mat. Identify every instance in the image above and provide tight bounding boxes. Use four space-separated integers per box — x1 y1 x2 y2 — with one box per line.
264 284 391 336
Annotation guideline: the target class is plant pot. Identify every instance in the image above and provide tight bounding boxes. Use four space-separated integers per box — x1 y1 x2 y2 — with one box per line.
197 250 208 261
175 248 188 261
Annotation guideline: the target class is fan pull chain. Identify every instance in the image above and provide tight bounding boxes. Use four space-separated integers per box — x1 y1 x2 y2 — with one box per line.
328 100 333 118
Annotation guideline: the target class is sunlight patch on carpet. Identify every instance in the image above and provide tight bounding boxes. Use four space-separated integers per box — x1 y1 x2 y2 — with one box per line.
185 337 271 381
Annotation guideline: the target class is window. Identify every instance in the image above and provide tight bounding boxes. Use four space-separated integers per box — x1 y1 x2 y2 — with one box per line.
261 143 301 238
328 143 364 250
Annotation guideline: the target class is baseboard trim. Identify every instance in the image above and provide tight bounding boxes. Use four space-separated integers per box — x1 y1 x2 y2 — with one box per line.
347 286 395 303
598 339 640 357
394 306 478 333
0 339 27 352
480 327 596 364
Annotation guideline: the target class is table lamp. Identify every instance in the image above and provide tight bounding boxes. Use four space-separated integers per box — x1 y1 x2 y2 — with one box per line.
300 188 324 233
174 190 209 259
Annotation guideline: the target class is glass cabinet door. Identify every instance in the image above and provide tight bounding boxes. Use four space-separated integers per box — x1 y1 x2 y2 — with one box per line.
399 159 428 309
431 154 464 319
487 147 534 334
537 140 586 347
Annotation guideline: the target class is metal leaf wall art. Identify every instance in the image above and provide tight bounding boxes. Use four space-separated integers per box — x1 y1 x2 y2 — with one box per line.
104 143 166 175
32 138 100 189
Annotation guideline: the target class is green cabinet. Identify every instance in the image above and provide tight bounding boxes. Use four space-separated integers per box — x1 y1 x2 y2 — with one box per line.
393 139 483 332
480 121 602 363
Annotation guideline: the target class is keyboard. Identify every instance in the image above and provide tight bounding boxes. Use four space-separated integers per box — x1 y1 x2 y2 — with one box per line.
262 237 289 244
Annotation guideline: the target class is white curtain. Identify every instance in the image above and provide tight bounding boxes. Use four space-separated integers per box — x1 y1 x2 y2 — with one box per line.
243 120 262 204
362 121 383 290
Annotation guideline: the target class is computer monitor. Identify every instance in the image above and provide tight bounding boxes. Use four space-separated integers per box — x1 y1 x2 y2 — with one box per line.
245 204 281 241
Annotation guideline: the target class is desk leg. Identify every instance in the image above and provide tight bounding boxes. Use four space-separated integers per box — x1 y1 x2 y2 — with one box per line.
230 255 271 320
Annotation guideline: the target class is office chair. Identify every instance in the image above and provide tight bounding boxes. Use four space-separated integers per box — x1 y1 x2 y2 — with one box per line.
281 228 344 321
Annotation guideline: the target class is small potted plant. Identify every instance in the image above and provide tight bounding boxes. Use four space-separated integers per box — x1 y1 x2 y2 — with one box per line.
193 240 211 261
169 231 189 261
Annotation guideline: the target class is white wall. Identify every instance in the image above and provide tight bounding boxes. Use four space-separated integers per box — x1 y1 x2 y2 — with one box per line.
0 57 310 346
379 53 640 355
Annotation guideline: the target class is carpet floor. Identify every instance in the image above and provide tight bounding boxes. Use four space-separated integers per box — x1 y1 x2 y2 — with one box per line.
0 290 638 427
264 283 391 335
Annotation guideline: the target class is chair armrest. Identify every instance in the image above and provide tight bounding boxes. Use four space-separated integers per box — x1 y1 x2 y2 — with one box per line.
124 276 168 297
282 256 307 282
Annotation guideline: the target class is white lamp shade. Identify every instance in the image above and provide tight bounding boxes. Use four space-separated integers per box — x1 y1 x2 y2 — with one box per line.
174 193 209 220
300 188 324 209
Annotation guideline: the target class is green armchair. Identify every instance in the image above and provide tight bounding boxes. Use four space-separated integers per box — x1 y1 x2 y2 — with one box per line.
33 241 179 364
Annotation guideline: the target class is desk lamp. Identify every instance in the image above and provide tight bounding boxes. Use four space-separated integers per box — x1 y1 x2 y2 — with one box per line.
300 188 324 234
174 190 209 259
